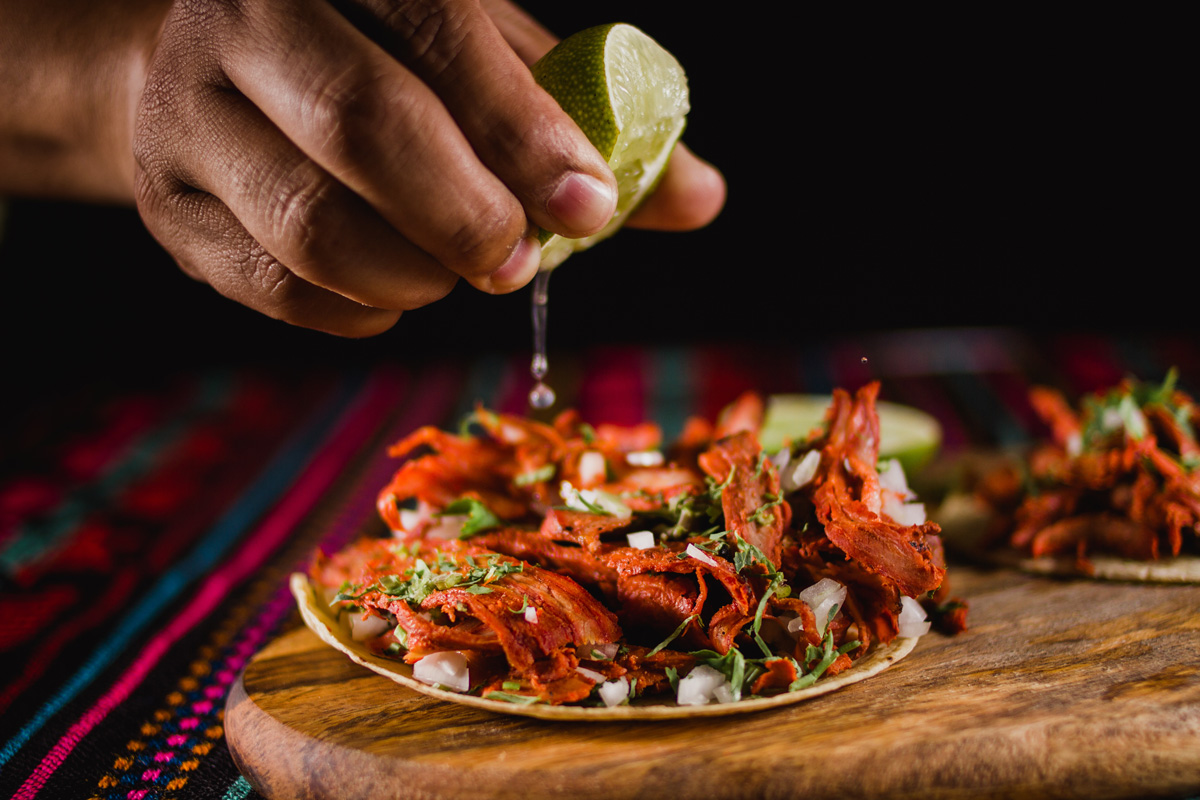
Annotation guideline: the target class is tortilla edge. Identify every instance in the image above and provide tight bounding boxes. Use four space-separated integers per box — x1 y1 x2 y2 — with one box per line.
289 572 916 721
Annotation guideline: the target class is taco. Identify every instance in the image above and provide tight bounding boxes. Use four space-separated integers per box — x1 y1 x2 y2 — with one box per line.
940 370 1200 582
295 383 965 718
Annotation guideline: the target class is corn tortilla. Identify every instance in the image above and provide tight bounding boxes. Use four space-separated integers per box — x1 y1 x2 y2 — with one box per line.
291 573 917 721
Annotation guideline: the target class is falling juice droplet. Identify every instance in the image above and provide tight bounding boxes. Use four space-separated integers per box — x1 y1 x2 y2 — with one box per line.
861 357 869 364
529 381 556 409
529 270 554 410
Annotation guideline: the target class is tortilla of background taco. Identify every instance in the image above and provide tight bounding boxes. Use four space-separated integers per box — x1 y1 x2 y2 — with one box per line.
1011 553 1200 583
290 573 916 721
935 492 1200 584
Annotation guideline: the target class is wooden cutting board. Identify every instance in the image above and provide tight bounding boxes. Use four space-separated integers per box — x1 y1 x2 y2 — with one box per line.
226 566 1200 800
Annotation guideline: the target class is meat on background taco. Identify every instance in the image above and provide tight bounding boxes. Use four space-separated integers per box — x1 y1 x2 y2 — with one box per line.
937 370 1200 582
295 383 966 718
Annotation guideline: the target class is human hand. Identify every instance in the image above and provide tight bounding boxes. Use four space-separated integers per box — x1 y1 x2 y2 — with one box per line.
133 0 725 336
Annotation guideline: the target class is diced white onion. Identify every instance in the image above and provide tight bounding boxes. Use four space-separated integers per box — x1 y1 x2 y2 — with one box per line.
587 643 619 660
676 665 732 706
783 450 821 492
685 543 719 567
412 651 470 692
877 458 913 498
396 500 435 535
897 596 932 638
524 606 539 624
712 682 736 704
882 493 927 526
499 423 525 443
626 450 664 467
560 481 632 518
769 448 791 471
597 677 630 707
578 450 607 486
349 612 391 642
425 514 468 540
799 578 847 635
576 666 606 683
785 615 805 637
626 530 656 549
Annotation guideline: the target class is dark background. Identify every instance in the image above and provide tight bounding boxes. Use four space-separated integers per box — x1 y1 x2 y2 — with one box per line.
0 6 1188 387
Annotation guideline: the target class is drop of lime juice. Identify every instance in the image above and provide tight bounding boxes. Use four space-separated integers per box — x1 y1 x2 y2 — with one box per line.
529 270 556 410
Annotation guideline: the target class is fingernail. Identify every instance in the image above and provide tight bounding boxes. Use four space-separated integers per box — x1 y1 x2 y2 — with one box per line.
488 236 541 293
547 173 617 236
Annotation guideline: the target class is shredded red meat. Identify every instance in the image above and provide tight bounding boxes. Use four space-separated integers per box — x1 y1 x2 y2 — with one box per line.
698 429 786 567
804 384 945 598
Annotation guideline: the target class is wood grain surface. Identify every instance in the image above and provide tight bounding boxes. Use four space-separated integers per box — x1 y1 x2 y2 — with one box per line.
226 567 1200 800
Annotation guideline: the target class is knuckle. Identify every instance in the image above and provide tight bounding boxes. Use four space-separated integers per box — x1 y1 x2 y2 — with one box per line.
384 0 470 78
237 248 400 336
232 241 308 314
442 199 519 276
132 167 206 244
303 66 390 162
261 167 338 268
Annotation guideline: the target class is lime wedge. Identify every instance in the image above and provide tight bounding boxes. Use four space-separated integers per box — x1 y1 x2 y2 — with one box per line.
760 394 943 474
532 23 689 269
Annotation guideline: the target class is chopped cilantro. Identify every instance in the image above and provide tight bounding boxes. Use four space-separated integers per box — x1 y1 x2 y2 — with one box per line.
646 613 699 657
749 494 783 526
508 597 531 614
439 497 502 537
458 408 497 438
754 451 769 479
485 691 545 705
687 647 756 703
559 482 630 517
750 584 779 658
707 465 736 501
731 534 777 575
1080 370 1195 450
513 464 556 487
789 629 860 692
342 553 523 608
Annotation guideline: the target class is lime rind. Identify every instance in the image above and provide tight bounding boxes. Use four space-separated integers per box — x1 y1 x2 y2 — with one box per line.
530 25 621 158
760 395 943 475
532 23 689 270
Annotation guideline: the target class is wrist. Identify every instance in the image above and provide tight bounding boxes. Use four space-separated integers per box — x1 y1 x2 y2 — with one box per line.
0 0 172 204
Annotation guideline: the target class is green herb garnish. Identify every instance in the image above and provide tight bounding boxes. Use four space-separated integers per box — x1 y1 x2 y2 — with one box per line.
646 613 699 656
439 497 502 537
344 553 523 608
513 464 556 487
485 691 545 705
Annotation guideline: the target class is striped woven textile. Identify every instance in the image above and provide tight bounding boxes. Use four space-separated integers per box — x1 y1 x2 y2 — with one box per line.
1 329 1197 799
